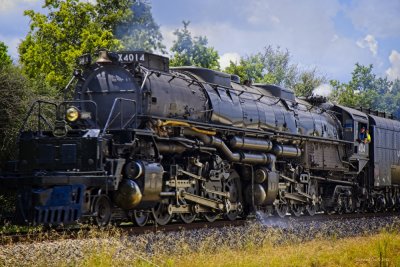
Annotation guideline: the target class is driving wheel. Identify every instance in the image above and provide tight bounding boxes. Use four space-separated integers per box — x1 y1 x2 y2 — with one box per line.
152 198 173 226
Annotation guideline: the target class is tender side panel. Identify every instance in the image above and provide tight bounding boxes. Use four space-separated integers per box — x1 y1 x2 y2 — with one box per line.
370 115 400 186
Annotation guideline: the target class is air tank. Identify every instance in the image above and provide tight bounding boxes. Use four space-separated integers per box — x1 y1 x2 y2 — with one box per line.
230 136 272 151
114 179 142 210
272 144 301 158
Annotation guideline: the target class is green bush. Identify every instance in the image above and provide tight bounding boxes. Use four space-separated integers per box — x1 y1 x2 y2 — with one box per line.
0 64 35 165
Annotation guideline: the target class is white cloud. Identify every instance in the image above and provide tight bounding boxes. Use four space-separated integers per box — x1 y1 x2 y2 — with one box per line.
0 0 14 12
155 0 390 80
219 52 241 70
0 0 39 13
159 1 381 81
356 34 378 56
386 50 400 81
346 0 400 38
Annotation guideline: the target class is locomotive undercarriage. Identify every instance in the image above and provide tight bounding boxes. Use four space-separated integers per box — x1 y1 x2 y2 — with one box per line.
100 121 363 225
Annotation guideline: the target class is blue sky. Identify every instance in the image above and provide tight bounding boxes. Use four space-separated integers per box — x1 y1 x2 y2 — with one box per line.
1 0 399 83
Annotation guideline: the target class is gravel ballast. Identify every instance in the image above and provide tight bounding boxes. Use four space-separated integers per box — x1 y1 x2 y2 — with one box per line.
0 215 399 266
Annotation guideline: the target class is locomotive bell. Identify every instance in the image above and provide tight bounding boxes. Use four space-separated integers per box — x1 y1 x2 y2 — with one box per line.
96 50 112 63
114 179 142 210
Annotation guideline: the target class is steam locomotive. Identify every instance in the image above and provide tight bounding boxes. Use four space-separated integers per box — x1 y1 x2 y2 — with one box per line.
1 50 400 226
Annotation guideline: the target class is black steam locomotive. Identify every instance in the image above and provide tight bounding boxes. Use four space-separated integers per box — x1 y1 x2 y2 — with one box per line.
1 50 400 226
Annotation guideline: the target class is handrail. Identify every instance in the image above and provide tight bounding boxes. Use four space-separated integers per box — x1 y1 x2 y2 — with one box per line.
102 98 137 135
20 100 100 134
19 100 57 133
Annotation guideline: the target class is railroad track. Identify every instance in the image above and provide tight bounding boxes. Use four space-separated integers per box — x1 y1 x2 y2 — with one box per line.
0 219 248 245
255 210 400 227
1 211 399 244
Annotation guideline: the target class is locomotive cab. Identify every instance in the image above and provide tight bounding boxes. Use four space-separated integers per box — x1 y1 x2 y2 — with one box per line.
333 105 369 172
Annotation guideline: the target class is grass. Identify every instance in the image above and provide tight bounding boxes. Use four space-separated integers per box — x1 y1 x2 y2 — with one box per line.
78 231 400 267
0 222 399 267
171 232 400 267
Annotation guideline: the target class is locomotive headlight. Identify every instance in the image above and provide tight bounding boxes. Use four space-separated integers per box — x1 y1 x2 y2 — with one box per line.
66 106 80 122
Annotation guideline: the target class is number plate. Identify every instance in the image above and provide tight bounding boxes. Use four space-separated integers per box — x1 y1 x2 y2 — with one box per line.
117 53 145 63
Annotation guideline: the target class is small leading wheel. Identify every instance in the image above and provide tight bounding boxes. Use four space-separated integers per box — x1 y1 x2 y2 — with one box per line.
291 203 304 217
93 195 112 227
152 200 172 226
275 203 288 218
133 210 149 227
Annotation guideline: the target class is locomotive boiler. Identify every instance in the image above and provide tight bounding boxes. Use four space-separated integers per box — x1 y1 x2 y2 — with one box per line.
1 50 400 226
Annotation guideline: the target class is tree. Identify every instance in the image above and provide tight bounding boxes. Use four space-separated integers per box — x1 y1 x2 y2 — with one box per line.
224 46 325 96
259 46 298 88
170 21 220 70
0 41 12 67
19 0 163 93
97 0 164 52
224 55 264 82
294 68 327 97
224 54 266 83
115 1 164 52
330 79 359 107
0 65 33 163
330 63 399 117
